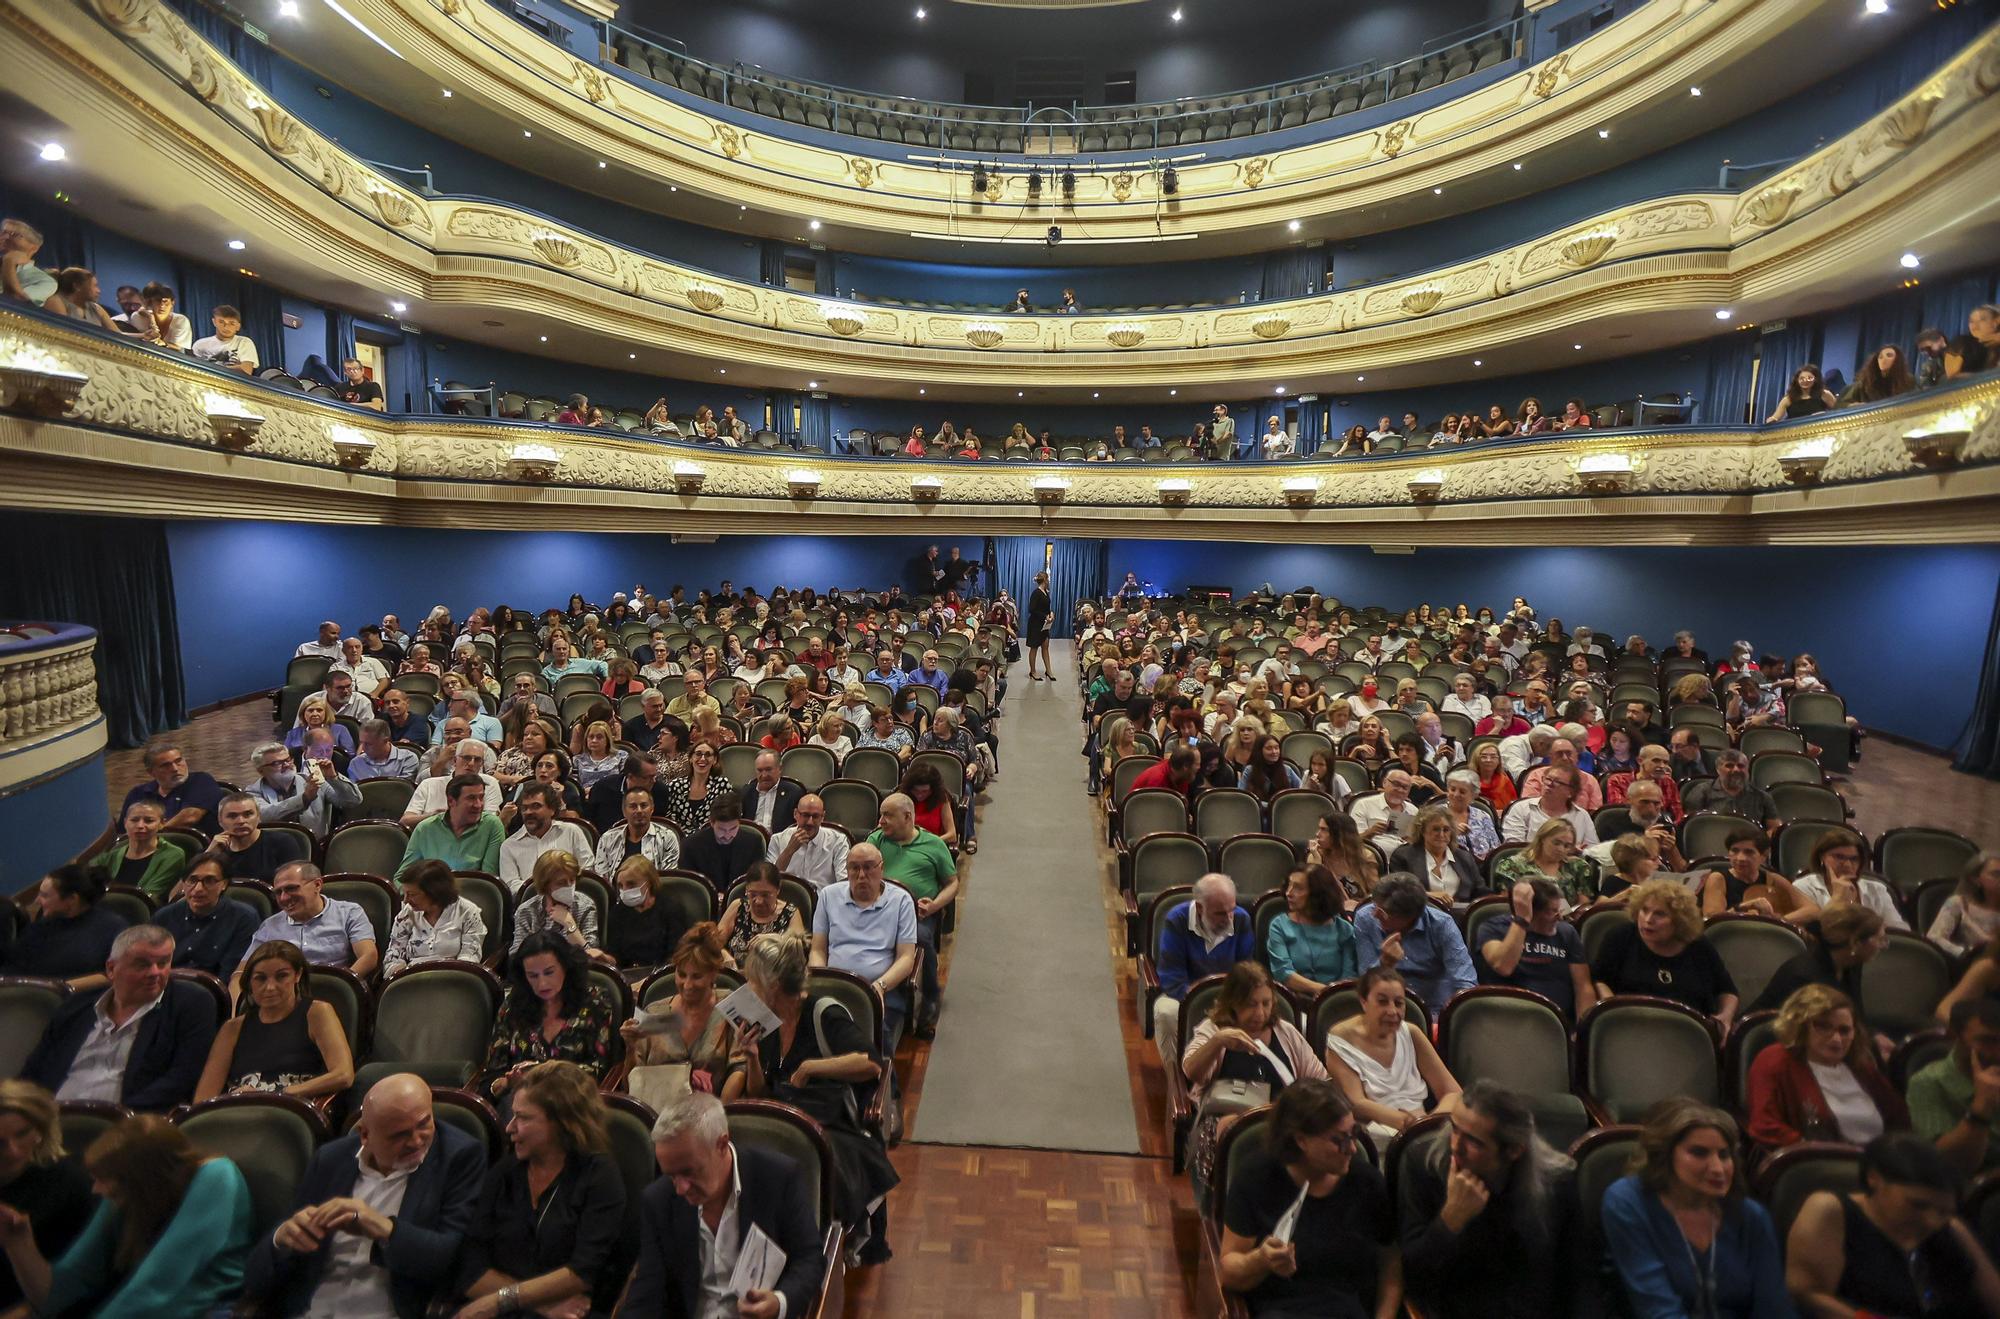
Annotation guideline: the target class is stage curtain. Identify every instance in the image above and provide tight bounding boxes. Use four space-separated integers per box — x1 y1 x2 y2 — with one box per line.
1955 570 2000 779
1699 335 1757 425
993 538 1109 638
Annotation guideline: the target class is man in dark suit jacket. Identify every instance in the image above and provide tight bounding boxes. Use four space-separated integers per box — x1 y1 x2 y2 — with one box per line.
589 752 672 835
619 1093 823 1319
21 924 217 1112
741 752 803 835
245 1072 486 1318
681 792 766 893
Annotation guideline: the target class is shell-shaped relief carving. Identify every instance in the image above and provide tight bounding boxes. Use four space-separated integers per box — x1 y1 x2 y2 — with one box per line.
1242 159 1268 189
684 283 726 312
185 53 222 103
365 184 423 231
963 324 1004 349
253 104 311 159
849 157 875 188
1882 90 1943 147
822 306 866 336
1398 286 1443 316
1976 36 2000 94
1250 313 1291 340
91 0 156 35
1736 180 1804 228
531 233 584 268
1379 121 1414 159
1105 324 1148 349
1558 228 1618 269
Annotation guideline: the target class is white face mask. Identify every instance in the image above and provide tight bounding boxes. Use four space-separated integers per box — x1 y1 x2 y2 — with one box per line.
550 886 578 908
618 886 647 907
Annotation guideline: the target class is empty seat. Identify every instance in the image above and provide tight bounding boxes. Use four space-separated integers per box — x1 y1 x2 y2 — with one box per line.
1576 998 1721 1123
1437 987 1591 1148
1702 915 1808 1011
175 1094 330 1234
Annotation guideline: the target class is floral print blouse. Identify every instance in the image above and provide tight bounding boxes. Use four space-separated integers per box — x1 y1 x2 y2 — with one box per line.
480 984 618 1092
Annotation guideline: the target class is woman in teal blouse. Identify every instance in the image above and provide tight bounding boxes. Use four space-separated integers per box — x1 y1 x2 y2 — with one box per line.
87 798 188 903
1265 864 1358 997
0 1114 253 1319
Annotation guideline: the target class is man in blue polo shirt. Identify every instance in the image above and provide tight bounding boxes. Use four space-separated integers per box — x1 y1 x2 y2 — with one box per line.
811 843 918 1051
91 745 225 860
869 650 907 691
236 861 378 998
866 794 956 1039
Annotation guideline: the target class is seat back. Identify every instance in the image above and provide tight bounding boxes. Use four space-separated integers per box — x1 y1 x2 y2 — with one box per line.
1268 789 1333 852
1680 813 1746 863
310 964 373 1060
1776 821 1849 878
1130 833 1212 905
369 962 501 1081
322 875 399 951
910 751 968 807
1435 987 1571 1098
1280 731 1332 773
1877 828 1978 898
1571 1125 1643 1304
1109 754 1156 804
1756 1143 1863 1243
1739 727 1807 758
1312 980 1430 1043
653 874 722 939
1578 998 1720 1122
453 871 513 962
815 779 880 837
779 745 838 792
1120 789 1190 848
724 876 816 927
1183 974 1298 1048
1750 752 1823 790
1218 834 1298 901
728 1099 838 1231
1859 932 1954 1037
175 1095 330 1234
430 1087 502 1159
842 748 902 794
0 977 67 1078
325 822 410 881
354 778 415 822
1702 915 1809 1011
100 886 154 930
1209 1105 1273 1218
1768 782 1847 825
56 1100 129 1161
1193 789 1262 845
718 743 763 787
1725 1010 1781 1112
225 882 277 920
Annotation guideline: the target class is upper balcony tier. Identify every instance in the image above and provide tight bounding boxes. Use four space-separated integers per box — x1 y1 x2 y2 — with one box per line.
162 0 1912 259
15 0 1999 399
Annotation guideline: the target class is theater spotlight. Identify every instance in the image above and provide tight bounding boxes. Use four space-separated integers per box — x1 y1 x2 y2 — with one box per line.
1161 164 1179 196
1046 225 1063 246
1027 166 1043 198
1060 167 1076 201
970 162 987 193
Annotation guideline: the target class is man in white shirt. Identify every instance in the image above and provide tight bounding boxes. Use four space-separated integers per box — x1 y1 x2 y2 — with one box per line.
23 925 215 1112
320 671 376 724
767 793 849 891
500 783 592 893
1367 415 1400 444
190 304 260 375
402 741 499 826
1501 768 1600 848
128 280 193 351
1440 673 1492 724
332 636 391 700
296 621 344 661
249 1073 487 1318
593 784 682 878
1351 769 1420 862
1499 725 1555 779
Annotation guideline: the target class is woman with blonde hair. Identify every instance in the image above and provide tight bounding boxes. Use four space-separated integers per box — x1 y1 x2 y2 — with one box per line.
0 1080 94 1309
620 922 737 1091
570 720 626 792
0 1114 253 1318
1493 817 1598 906
509 850 601 954
1746 983 1906 1154
1590 877 1739 1027
807 708 853 766
284 693 353 755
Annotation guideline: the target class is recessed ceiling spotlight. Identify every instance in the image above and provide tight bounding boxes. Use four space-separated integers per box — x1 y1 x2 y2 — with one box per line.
1715 309 1733 320
1899 252 1921 269
809 219 821 230
1598 128 1610 139
1432 187 1442 195
1865 0 1888 13
915 5 926 17
1689 86 1702 97
1169 388 1178 396
390 301 407 313
919 388 926 395
1356 375 1365 381
1275 386 1286 395
629 353 636 359
523 130 533 138
539 335 549 342
227 239 246 251
37 142 65 162
277 0 299 16
1018 391 1025 397
1171 7 1183 20
808 381 819 389
1092 392 1100 398
441 88 452 98
1472 359 1482 367
719 368 727 374
1287 220 1301 232
597 161 607 169
1511 162 1522 171
1573 343 1583 350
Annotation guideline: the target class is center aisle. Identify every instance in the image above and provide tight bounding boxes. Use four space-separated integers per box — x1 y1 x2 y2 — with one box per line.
908 641 1143 1153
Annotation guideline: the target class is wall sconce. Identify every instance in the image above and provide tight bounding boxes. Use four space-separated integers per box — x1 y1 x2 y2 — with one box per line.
1904 414 1974 467
1032 475 1070 507
1406 470 1445 503
1280 475 1319 508
506 442 561 481
1777 437 1835 485
671 462 706 494
1157 478 1191 507
1574 452 1638 493
787 469 822 499
0 352 87 418
328 424 376 469
205 394 265 450
911 476 942 504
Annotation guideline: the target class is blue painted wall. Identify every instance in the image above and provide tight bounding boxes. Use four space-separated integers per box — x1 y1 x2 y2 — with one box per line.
1104 542 2000 751
0 756 109 893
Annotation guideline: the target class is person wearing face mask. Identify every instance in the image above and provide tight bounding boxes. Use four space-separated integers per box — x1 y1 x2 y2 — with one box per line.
244 1072 487 1318
601 857 685 970
508 851 601 957
1347 676 1390 719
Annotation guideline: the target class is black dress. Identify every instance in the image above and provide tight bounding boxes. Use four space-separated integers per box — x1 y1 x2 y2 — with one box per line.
759 994 900 1248
0 1159 95 1308
227 1000 325 1091
1027 587 1052 646
457 1151 627 1314
1836 1193 1987 1318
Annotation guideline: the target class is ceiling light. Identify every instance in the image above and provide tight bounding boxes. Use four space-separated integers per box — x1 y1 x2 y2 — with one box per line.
441 88 452 98
915 5 926 16
1432 187 1442 195
1511 162 1522 171
597 161 607 169
919 388 926 395
670 186 678 192
629 353 636 359
523 130 532 138
1715 309 1733 320
539 335 548 342
1275 386 1286 395
809 219 821 230
1092 392 1099 398
277 0 299 15
227 239 246 251
1472 359 1482 367
1689 86 1702 97
1169 389 1178 396
1018 391 1025 397
389 301 407 313
1287 220 1301 232
1598 128 1610 139
1356 375 1365 381
1899 252 1921 269
808 381 819 389
719 368 727 374
1171 7 1183 20
37 142 65 162
1574 343 1583 350
1864 0 1888 12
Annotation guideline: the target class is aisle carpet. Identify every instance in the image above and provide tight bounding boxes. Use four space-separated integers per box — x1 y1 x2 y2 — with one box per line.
908 644 1144 1154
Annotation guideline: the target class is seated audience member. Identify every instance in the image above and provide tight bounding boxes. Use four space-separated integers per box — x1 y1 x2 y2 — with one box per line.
1499 767 1598 848
867 792 957 1035
1786 1132 2000 1315
498 782 593 895
603 856 685 969
396 773 503 880
1 865 127 982
620 923 738 1092
722 932 898 1262
1930 852 2000 956
127 281 193 350
477 936 617 1101
1353 874 1477 1010
348 718 418 784
89 798 187 902
0 1080 96 1311
675 787 759 891
1702 826 1817 924
1468 743 1517 816
1478 879 1596 1019
208 790 297 883
284 695 352 757
1789 828 1909 932
811 842 919 1047
741 751 804 835
1590 877 1739 1027
151 854 259 978
0 1114 253 1317
453 1061 626 1315
1749 902 1887 1016
239 862 380 987
112 743 226 842
1910 997 2000 1175
1601 1101 1787 1319
592 783 682 879
401 741 501 827
247 741 360 842
1766 362 1839 422
1604 745 1684 820
332 634 392 699
244 1071 485 1318
1520 737 1604 811
624 1091 826 1318
1837 343 1917 406
382 860 488 975
1493 818 1598 907
719 861 809 968
1152 874 1255 1064
1218 1080 1400 1319
768 793 849 891
22 925 217 1111
189 304 259 374
1388 805 1482 902
1588 784 1689 878
193 939 353 1103
1668 726 1717 781
1326 965 1463 1144
1351 769 1421 861
662 741 732 833
377 688 427 745
509 850 601 957
1182 961 1329 1200
1265 864 1357 998
1748 983 1906 1154
40 266 120 332
1682 750 1779 832
584 749 668 835
294 621 344 661
1131 743 1199 798
1397 1080 1576 1319
0 218 55 306
1554 397 1593 431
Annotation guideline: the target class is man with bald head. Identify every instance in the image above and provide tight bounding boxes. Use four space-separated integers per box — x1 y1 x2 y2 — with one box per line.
867 792 958 1038
246 1072 486 1317
812 842 919 1050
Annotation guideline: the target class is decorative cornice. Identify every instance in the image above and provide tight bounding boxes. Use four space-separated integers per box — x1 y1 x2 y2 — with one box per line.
3 312 1997 545
21 2 2000 394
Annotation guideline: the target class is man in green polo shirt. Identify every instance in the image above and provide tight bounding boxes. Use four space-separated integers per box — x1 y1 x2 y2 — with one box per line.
1908 997 2000 1175
395 774 502 883
866 792 957 1038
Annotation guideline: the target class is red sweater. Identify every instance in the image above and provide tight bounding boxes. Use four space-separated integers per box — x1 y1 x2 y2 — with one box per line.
1745 1042 1908 1152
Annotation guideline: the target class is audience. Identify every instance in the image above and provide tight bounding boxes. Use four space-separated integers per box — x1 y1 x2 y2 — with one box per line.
192 939 353 1103
478 934 617 1101
1590 877 1739 1027
0 865 128 983
150 854 259 977
382 860 489 974
1325 965 1463 1144
1929 852 2000 956
508 850 602 957
88 798 187 902
1908 997 2000 1176
1152 874 1255 1066
237 861 380 988
621 922 738 1092
1181 961 1328 1201
1353 874 1476 1010
1476 878 1596 1018
0 1080 96 1312
1264 864 1357 998
1747 983 1906 1154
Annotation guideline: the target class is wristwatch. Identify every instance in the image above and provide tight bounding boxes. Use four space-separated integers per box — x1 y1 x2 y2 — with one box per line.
497 1284 519 1312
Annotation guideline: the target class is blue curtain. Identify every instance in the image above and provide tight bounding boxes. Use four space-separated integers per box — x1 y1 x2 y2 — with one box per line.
10 196 95 273
391 332 431 413
1259 247 1325 302
1922 270 2000 345
1699 334 1756 425
1955 568 2000 778
0 514 187 749
164 0 272 87
800 394 832 451
814 255 836 297
759 241 788 288
326 312 357 376
1753 321 1821 422
166 260 282 376
1298 399 1326 454
992 538 1107 638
